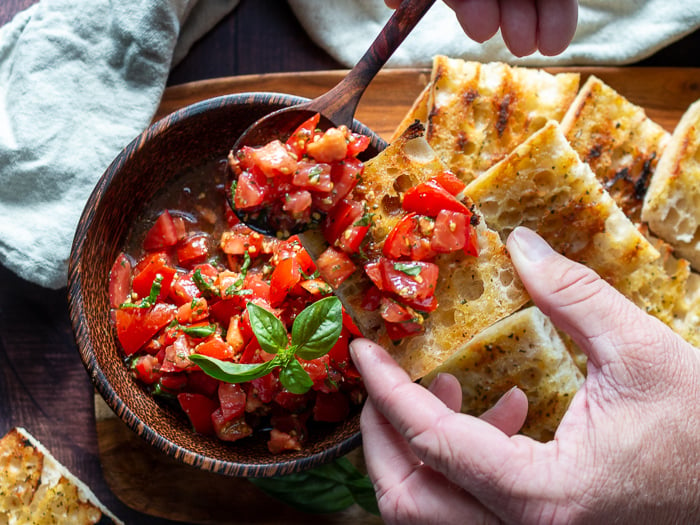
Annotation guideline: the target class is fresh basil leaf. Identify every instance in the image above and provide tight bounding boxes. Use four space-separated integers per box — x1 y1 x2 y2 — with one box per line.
291 296 343 360
189 354 278 383
224 287 253 297
247 302 288 354
393 262 422 276
192 268 221 298
180 323 216 338
119 274 163 309
249 457 379 515
278 359 313 394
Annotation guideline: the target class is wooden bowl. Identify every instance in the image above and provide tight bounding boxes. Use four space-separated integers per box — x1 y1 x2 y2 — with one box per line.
67 93 385 477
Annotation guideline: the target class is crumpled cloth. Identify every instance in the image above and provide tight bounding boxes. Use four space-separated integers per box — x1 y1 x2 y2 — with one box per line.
0 0 238 289
288 0 700 67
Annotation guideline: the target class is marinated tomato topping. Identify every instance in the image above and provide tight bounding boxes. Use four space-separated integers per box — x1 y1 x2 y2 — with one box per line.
228 115 480 342
109 170 364 453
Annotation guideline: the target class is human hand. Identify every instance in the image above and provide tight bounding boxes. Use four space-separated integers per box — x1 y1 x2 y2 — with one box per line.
385 0 578 57
350 226 700 524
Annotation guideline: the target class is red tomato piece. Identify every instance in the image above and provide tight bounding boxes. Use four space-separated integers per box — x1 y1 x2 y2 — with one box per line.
285 113 321 158
131 252 177 301
220 224 268 256
270 256 302 306
186 370 220 397
282 190 313 216
176 297 209 324
274 390 312 413
109 253 132 308
267 428 302 454
432 171 466 196
342 309 363 337
195 336 234 361
346 132 370 157
300 355 330 390
316 247 357 288
464 222 479 257
238 140 297 178
327 327 352 370
431 210 468 253
314 157 362 212
250 372 279 404
208 298 243 326
292 160 332 192
169 272 201 306
131 355 160 384
322 199 364 245
115 303 177 356
178 393 218 435
234 168 269 210
385 320 424 341
382 213 436 261
159 372 188 391
313 392 350 423
177 234 209 267
211 409 252 442
402 180 472 217
380 258 439 301
379 296 416 323
143 210 179 251
218 383 247 422
361 285 382 311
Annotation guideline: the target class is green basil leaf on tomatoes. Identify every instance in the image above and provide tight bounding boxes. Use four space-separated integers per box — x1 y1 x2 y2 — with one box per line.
278 358 313 394
393 262 422 276
247 302 288 355
119 274 163 309
291 296 343 360
188 354 277 383
179 323 217 338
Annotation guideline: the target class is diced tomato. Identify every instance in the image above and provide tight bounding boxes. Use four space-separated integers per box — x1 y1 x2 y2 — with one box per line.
300 278 332 296
314 157 362 212
313 392 350 423
226 315 246 354
250 372 279 404
269 256 302 307
169 272 200 305
131 252 177 301
220 224 267 256
382 213 436 261
402 180 472 217
131 354 160 384
300 355 329 390
379 296 416 323
282 190 313 216
177 234 210 267
363 261 384 289
115 303 177 356
292 161 332 192
211 409 252 442
433 171 466 196
306 127 348 163
431 210 468 253
274 389 312 413
234 168 269 210
346 132 370 157
195 335 234 361
342 309 363 337
380 258 439 301
237 140 297 178
323 199 364 245
402 293 439 313
385 320 423 341
177 297 209 324
161 335 195 372
209 298 243 326
283 237 316 275
464 221 479 257
361 285 382 311
186 370 220 397
159 372 188 391
178 393 218 435
328 327 351 369
286 113 321 158
267 428 302 454
143 210 179 251
109 253 132 308
244 272 271 303
316 247 356 288
218 383 247 422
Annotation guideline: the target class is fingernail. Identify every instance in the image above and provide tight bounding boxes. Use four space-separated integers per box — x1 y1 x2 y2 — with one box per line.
349 338 373 375
508 227 554 263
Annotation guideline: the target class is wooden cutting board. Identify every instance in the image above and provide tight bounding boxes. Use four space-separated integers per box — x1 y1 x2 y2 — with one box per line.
97 67 700 523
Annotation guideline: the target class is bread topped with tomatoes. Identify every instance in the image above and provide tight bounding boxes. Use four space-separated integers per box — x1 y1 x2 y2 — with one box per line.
392 56 580 184
420 306 584 442
560 75 670 223
642 98 700 270
0 427 122 524
310 122 530 380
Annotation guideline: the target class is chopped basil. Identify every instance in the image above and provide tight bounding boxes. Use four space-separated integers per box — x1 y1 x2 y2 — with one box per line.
393 262 422 276
180 323 217 338
193 268 221 298
119 274 163 309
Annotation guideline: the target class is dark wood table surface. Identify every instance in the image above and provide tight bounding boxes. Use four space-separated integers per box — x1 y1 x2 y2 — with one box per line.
0 1 698 523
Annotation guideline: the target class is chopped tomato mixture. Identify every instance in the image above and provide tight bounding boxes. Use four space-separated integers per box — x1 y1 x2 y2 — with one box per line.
229 116 480 341
110 169 364 453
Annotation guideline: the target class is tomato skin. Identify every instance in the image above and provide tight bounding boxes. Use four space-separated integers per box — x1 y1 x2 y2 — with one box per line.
385 320 423 341
292 160 332 192
380 258 439 301
402 180 472 217
322 199 364 246
109 253 132 308
286 113 321 158
177 234 210 267
316 247 356 289
115 303 177 356
195 335 234 361
178 393 218 435
431 210 468 253
313 392 350 423
346 132 370 157
342 309 363 337
382 213 436 261
143 210 179 251
186 370 220 397
234 168 269 210
131 355 160 384
361 285 382 311
169 272 201 306
433 171 466 196
314 158 361 212
269 255 302 307
379 296 416 323
464 221 479 257
131 252 177 301
220 224 268 256
218 382 247 422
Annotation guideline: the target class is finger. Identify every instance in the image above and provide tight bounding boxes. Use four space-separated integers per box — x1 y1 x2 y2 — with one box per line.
350 338 540 503
479 386 528 436
444 0 500 43
498 0 538 56
384 0 401 8
506 227 679 369
427 372 463 412
536 0 578 55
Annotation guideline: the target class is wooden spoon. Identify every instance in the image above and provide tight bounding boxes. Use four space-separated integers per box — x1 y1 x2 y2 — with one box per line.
230 0 436 235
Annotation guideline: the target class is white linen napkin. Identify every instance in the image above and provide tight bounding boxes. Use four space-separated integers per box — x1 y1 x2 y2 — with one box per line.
288 0 700 68
0 0 238 289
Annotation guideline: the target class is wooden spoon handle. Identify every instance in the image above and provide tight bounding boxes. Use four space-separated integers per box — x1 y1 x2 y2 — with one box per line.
305 0 437 127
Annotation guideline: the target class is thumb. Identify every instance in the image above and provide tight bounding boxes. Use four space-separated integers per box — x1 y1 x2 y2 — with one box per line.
505 227 679 371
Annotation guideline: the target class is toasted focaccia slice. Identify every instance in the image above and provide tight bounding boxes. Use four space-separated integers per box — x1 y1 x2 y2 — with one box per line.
317 122 530 380
466 121 660 290
642 99 700 270
424 57 579 184
421 306 584 442
389 82 431 143
561 75 670 223
0 427 122 524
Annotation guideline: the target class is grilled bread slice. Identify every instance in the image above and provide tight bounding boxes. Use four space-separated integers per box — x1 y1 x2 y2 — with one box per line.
421 306 584 442
322 122 530 380
0 427 122 524
642 99 700 270
465 120 660 290
561 75 670 223
389 82 431 143
423 56 579 184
